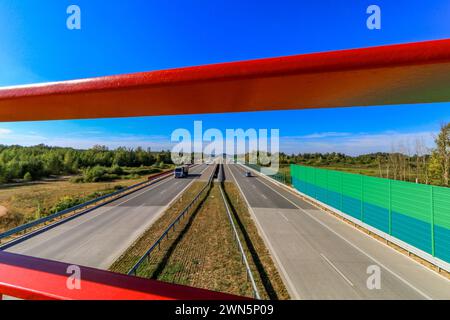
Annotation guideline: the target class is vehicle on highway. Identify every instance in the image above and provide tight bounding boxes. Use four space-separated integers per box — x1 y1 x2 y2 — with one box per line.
174 165 189 178
245 171 252 177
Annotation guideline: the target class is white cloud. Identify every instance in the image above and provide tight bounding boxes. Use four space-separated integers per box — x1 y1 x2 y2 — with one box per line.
293 132 351 139
281 130 437 156
0 128 12 135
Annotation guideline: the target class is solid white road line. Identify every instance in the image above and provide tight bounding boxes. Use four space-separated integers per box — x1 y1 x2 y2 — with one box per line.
279 212 289 222
320 253 354 287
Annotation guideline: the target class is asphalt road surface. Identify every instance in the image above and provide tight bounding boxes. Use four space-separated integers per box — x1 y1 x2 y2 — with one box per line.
5 164 209 269
225 163 450 300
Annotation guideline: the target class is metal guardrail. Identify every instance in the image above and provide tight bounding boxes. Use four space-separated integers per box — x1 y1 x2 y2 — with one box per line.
128 164 217 276
218 181 261 299
0 170 172 245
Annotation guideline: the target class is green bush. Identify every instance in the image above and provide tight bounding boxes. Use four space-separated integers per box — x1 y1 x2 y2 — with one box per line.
124 166 160 176
49 196 83 214
122 174 139 180
109 164 124 175
23 172 33 181
82 165 107 182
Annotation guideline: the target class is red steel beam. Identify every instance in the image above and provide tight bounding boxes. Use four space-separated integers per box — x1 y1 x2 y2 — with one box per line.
0 39 449 122
0 251 247 300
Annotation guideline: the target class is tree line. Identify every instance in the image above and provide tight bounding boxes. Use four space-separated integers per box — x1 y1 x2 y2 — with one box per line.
0 144 173 183
279 123 450 187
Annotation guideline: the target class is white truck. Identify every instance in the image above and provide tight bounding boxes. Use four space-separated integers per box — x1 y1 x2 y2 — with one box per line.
174 165 189 178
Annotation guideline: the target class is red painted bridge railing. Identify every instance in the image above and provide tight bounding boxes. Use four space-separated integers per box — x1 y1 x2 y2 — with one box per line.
0 251 246 300
0 39 449 122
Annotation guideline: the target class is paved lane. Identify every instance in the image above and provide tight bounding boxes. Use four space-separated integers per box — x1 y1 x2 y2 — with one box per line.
5 164 208 269
225 164 450 300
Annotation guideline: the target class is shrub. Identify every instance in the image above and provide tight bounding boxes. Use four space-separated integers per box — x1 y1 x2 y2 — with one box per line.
23 172 33 181
102 173 119 181
82 165 107 182
49 196 83 214
109 164 124 175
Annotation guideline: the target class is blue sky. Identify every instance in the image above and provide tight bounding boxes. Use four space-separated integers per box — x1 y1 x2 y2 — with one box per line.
0 1 449 155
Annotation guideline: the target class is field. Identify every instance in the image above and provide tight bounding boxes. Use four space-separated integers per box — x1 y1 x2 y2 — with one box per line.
0 175 149 233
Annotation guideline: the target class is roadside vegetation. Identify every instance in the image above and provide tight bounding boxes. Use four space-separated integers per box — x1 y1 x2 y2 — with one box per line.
0 144 173 183
0 178 145 233
0 144 175 232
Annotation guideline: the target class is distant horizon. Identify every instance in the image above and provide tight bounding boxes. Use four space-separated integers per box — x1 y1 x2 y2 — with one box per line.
0 122 440 158
1 103 447 156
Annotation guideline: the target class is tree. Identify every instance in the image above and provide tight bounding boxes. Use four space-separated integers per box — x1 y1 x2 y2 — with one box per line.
428 151 442 183
434 123 450 186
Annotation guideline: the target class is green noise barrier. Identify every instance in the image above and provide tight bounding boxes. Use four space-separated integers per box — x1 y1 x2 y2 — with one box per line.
290 165 450 265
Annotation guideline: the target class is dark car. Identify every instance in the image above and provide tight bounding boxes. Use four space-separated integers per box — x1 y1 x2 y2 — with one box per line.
245 171 252 177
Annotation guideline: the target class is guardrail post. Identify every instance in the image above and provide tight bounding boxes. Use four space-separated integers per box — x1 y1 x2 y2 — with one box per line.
340 171 343 211
361 175 364 222
388 179 392 235
430 186 435 257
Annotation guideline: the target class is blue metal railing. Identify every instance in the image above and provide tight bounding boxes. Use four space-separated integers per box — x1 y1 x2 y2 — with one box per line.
128 164 217 276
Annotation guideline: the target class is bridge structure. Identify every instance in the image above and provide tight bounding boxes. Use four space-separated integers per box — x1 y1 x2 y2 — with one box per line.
0 39 450 300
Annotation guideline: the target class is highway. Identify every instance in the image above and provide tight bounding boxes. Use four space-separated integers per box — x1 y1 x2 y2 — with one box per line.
4 164 209 269
224 163 450 300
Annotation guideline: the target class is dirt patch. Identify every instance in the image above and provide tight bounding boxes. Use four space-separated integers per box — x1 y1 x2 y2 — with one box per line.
0 206 7 218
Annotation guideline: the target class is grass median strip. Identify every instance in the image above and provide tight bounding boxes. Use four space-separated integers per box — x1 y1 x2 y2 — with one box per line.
223 181 290 300
109 181 206 274
145 182 254 297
